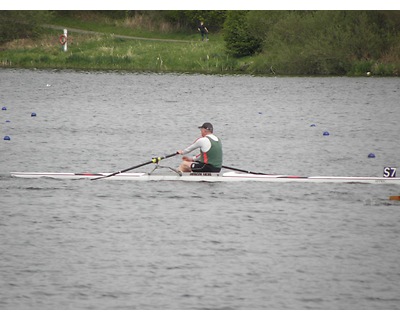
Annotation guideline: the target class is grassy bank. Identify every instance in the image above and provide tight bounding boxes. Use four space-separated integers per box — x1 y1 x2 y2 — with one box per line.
1 36 233 74
0 14 398 76
0 25 247 74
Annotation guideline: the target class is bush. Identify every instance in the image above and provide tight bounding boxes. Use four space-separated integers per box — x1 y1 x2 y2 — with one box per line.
223 11 262 57
259 11 399 75
0 11 53 45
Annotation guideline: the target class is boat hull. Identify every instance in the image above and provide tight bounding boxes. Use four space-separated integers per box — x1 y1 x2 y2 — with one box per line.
9 171 400 184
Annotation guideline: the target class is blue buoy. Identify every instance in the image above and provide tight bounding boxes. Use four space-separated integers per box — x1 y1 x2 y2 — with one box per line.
6 120 10 123
31 112 37 117
2 107 6 110
310 124 316 127
368 153 376 158
323 131 330 136
3 136 10 141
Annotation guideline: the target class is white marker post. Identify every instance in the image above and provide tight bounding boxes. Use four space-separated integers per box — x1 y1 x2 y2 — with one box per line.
63 29 68 52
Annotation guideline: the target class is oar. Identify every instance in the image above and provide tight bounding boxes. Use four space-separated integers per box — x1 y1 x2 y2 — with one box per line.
223 165 304 178
222 165 269 175
92 152 178 180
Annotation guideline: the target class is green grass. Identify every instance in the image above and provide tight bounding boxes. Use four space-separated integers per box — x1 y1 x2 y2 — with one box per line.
0 15 398 76
48 15 209 41
0 26 243 74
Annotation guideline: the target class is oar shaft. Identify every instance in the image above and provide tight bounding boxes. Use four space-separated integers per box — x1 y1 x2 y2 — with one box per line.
222 165 267 175
92 152 178 180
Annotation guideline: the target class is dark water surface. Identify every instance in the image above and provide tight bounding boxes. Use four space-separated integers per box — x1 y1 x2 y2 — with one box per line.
1 70 399 309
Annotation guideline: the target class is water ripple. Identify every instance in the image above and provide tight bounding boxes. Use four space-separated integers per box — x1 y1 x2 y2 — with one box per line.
0 70 399 309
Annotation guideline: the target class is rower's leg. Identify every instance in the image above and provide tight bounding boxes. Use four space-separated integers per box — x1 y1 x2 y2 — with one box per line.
178 160 192 172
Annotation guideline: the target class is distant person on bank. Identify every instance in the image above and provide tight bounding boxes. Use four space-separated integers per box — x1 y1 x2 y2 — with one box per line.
178 122 222 173
198 21 209 41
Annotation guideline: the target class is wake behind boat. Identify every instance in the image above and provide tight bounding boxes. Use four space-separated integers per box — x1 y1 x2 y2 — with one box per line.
9 170 400 184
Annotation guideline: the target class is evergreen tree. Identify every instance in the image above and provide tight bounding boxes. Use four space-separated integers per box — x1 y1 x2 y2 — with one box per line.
223 11 262 57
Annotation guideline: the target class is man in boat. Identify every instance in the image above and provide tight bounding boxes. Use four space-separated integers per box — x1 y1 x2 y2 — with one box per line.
178 122 223 173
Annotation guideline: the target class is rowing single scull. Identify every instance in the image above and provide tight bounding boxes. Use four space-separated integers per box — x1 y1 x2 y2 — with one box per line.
9 171 400 184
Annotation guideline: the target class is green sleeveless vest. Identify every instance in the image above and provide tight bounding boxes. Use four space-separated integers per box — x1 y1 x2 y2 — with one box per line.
199 136 223 168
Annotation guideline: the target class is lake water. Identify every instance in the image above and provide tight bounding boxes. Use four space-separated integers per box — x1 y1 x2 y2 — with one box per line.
0 69 399 310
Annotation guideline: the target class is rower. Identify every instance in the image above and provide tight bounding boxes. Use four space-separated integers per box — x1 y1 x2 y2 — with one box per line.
177 122 223 173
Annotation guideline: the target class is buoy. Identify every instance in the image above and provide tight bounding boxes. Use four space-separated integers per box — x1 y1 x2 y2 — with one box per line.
3 136 10 141
6 120 10 123
323 131 330 136
310 124 316 127
31 112 37 117
368 153 376 158
389 196 400 201
2 107 6 110
367 71 371 76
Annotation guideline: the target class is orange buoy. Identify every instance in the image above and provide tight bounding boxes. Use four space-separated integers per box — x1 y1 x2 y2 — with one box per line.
389 196 400 201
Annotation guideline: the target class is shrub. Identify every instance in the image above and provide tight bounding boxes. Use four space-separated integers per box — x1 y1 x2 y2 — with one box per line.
223 11 262 58
0 11 53 45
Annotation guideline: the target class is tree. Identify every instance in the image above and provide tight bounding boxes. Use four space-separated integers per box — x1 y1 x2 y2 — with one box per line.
160 11 227 30
223 11 262 57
